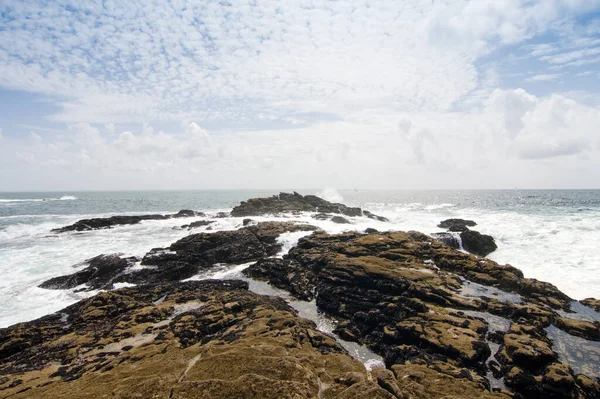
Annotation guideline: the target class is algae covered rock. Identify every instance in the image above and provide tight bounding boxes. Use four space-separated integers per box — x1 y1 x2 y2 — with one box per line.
231 191 388 221
0 280 388 399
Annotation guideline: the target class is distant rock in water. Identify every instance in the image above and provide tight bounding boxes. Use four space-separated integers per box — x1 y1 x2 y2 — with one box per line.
436 218 497 257
438 218 477 232
180 220 214 230
52 210 205 233
460 230 498 257
230 191 388 221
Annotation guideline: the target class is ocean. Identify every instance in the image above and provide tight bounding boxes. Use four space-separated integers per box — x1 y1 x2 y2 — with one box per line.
0 189 599 328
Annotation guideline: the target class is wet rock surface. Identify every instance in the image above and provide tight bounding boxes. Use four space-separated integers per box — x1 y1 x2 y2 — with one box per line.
246 230 600 398
231 191 389 221
437 218 498 257
460 230 498 257
52 210 206 233
0 280 391 398
19 194 600 398
430 232 461 250
40 221 319 291
438 218 477 232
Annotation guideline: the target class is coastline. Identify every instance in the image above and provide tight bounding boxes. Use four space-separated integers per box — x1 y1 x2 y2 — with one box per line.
1 192 599 398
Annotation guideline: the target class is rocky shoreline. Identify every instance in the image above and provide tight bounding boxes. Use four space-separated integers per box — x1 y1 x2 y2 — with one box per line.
1 192 599 398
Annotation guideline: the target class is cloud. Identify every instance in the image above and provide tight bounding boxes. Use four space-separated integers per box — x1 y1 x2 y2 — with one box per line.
0 0 598 125
526 74 560 81
1 88 599 190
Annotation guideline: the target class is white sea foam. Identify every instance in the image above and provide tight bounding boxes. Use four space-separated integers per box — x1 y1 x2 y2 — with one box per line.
0 195 77 203
316 187 343 203
1 199 600 328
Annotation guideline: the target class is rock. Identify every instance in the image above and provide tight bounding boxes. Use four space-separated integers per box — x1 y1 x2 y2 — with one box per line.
242 218 254 226
174 210 204 218
331 216 352 224
214 212 229 218
460 230 498 257
0 280 380 398
364 228 379 234
240 230 592 398
243 258 315 301
555 318 600 341
390 364 510 399
581 298 600 313
431 232 461 250
230 191 388 221
181 220 213 230
52 210 204 233
438 219 477 232
40 222 319 290
38 255 134 290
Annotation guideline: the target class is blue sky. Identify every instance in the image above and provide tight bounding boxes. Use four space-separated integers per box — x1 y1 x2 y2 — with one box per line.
1 0 600 190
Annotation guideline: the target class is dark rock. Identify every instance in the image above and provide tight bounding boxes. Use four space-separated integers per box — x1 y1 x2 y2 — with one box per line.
431 232 461 250
243 258 315 300
460 230 498 257
39 255 133 290
241 230 589 398
230 191 388 221
52 210 204 233
312 213 332 220
214 212 229 218
173 210 204 218
438 219 477 232
181 220 213 230
41 222 319 291
364 228 379 234
242 218 254 226
331 216 351 224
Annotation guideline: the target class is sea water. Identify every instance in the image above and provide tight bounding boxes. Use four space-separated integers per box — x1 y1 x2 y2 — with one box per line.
0 189 599 328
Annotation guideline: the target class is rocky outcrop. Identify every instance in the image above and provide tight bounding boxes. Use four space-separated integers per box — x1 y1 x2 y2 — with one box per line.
231 191 389 221
460 230 498 257
436 219 497 257
245 230 600 398
52 210 205 233
180 220 214 230
430 232 461 250
38 254 136 290
438 218 477 232
0 280 400 398
40 221 319 291
581 298 600 313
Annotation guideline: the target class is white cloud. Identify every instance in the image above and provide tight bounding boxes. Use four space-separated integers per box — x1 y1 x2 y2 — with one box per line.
1 89 599 190
0 0 598 124
526 74 560 81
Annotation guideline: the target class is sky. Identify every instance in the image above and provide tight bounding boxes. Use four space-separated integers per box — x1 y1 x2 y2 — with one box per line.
1 0 600 191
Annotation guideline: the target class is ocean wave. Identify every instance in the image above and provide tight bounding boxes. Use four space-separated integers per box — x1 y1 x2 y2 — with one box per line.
0 195 77 203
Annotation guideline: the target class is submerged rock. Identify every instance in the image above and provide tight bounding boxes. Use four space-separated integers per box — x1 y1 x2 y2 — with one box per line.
231 191 389 221
180 220 214 230
52 210 205 233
